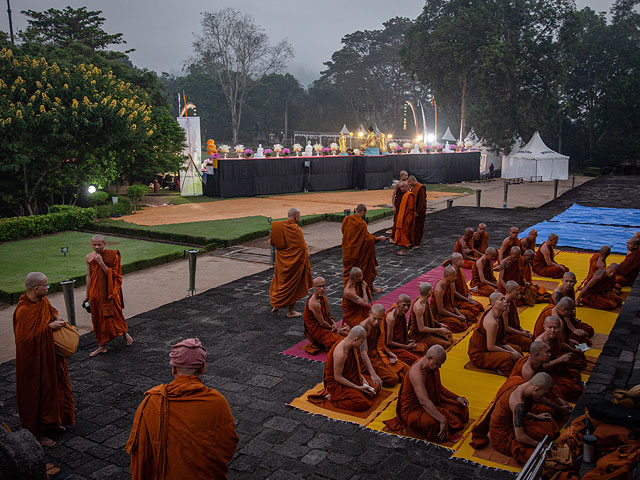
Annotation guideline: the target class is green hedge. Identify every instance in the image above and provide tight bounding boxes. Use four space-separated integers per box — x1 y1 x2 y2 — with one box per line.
95 197 133 218
0 206 96 242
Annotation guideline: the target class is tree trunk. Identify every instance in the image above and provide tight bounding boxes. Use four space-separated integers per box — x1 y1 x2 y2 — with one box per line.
459 76 468 141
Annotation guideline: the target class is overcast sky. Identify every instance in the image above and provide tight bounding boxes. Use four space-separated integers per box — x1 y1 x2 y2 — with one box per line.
1 0 617 87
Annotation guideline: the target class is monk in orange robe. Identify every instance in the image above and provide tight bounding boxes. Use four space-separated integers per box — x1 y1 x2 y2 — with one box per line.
502 281 533 352
393 181 416 255
453 228 478 268
498 227 521 262
472 223 489 255
577 245 610 290
519 229 537 253
409 282 453 349
521 249 552 304
408 175 427 249
450 253 484 320
304 277 348 351
385 295 422 365
533 297 593 345
616 238 640 287
127 338 238 479
533 234 568 278
551 271 577 305
468 292 523 375
384 345 469 441
309 326 380 411
83 234 133 357
576 264 623 310
390 170 408 238
341 204 386 291
498 246 524 296
431 266 472 333
342 267 372 328
470 247 498 297
13 272 74 447
359 304 408 387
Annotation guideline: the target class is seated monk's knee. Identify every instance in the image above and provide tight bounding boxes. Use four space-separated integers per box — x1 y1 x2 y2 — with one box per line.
347 394 373 412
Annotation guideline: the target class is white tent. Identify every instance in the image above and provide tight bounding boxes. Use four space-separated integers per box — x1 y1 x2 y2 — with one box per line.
464 128 479 145
441 126 456 142
501 132 569 181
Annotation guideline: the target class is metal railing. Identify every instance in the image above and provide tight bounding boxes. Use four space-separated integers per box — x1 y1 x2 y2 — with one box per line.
516 435 552 480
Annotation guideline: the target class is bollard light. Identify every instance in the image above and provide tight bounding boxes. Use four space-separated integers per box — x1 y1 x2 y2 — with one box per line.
446 199 453 209
475 189 481 207
553 179 559 199
344 209 351 217
60 280 77 326
186 249 199 296
503 180 509 208
572 175 576 189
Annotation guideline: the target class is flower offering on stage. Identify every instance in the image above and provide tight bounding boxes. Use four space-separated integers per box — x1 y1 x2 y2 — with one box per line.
321 147 331 156
243 148 253 158
330 142 338 152
282 148 291 156
264 148 273 157
313 143 322 153
292 143 302 155
273 144 283 156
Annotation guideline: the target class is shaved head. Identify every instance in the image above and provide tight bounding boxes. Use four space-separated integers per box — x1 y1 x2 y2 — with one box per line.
91 234 105 243
600 245 611 255
478 223 486 229
349 267 362 278
489 291 504 305
485 247 497 258
444 265 456 279
419 282 432 296
510 226 519 234
408 175 417 182
400 170 408 178
426 344 447 363
371 304 385 315
398 294 411 304
348 325 366 339
313 277 325 287
530 341 549 355
562 272 576 281
25 272 47 289
505 280 520 292
451 252 463 263
556 297 574 312
549 233 558 242
530 372 554 390
356 203 367 213
288 207 300 220
510 246 522 255
524 249 535 258
544 315 561 327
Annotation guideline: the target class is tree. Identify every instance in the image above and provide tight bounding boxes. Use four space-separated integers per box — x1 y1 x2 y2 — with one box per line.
193 8 294 144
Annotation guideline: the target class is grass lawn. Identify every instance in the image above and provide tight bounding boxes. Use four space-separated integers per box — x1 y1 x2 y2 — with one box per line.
0 232 187 304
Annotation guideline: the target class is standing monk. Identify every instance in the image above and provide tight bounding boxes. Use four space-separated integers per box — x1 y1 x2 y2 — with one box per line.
502 281 533 352
408 175 427 249
126 339 238 479
616 238 640 287
304 277 347 351
577 246 610 290
498 227 521 262
450 253 484 320
533 234 568 278
431 266 471 333
393 181 416 256
14 272 74 446
342 267 372 328
390 170 409 238
454 228 478 268
472 223 490 255
470 247 498 296
84 234 133 357
384 346 469 442
519 229 537 253
342 204 386 291
576 264 623 310
385 295 422 365
409 283 453 349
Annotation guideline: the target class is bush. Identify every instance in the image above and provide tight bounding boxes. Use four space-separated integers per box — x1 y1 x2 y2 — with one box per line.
0 206 96 241
85 191 110 206
95 197 133 218
127 185 149 211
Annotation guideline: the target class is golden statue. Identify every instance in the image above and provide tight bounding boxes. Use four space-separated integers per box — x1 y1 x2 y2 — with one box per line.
379 133 387 152
364 127 378 148
339 133 347 154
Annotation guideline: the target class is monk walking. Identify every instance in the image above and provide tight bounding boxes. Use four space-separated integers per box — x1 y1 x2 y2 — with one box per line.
453 228 477 268
533 234 568 278
616 238 640 287
576 264 623 310
342 267 372 328
393 181 416 255
519 229 537 253
431 266 471 333
470 247 498 296
390 170 409 238
498 227 521 262
84 234 133 357
408 175 427 249
304 277 348 351
385 295 421 366
341 204 386 291
502 281 533 352
13 272 75 447
385 346 469 442
472 223 490 255
127 339 238 479
409 283 453 349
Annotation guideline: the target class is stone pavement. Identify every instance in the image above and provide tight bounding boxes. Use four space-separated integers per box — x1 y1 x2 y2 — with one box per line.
1 176 639 479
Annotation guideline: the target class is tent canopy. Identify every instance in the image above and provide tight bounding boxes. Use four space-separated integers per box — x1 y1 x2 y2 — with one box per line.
441 126 456 142
502 131 569 181
339 124 350 135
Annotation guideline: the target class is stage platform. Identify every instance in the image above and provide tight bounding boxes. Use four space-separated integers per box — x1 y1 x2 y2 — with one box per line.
203 151 481 198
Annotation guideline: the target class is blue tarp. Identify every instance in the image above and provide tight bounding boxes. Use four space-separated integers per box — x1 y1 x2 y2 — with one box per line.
549 203 640 227
521 221 634 253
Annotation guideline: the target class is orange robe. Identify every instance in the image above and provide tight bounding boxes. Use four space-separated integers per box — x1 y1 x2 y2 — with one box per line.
393 190 416 248
473 231 489 254
385 368 468 440
408 297 452 349
533 242 565 278
454 238 476 269
88 249 128 346
510 358 565 414
386 305 421 366
499 237 521 260
532 304 593 345
454 268 484 320
411 183 427 247
581 273 623 310
577 253 603 290
430 280 469 333
126 375 238 480
544 335 585 403
303 295 342 351
341 213 378 286
468 309 521 373
582 442 640 480
270 220 313 309
519 235 536 253
342 282 372 328
504 299 532 352
498 256 522 295
549 288 594 345
13 295 74 437
362 319 408 387
470 258 497 297
521 261 551 305
390 189 405 238
616 249 640 287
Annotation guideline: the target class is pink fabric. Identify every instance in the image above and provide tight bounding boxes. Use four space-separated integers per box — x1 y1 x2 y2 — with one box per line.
169 338 207 368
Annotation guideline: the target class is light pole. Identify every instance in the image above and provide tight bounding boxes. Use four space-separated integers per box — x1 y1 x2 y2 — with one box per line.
6 0 15 45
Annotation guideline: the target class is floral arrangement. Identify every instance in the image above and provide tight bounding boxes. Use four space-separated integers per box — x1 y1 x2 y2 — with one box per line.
353 148 362 155
282 148 291 156
322 147 331 156
292 143 302 155
403 142 412 152
347 148 354 156
313 143 323 153
235 144 245 154
465 140 473 150
388 142 398 152
264 148 273 157
433 144 443 153
449 144 456 151
219 144 230 154
244 148 253 158
396 145 403 153
273 144 283 153
423 145 431 152
330 142 338 152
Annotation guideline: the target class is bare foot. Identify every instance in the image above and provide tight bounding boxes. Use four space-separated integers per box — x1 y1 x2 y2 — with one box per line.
124 333 134 346
411 245 421 250
286 310 302 318
271 308 279 314
396 249 408 256
39 436 56 447
372 286 383 293
469 286 479 293
89 345 108 357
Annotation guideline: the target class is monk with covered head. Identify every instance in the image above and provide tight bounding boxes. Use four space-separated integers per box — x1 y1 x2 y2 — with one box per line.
303 277 347 351
127 339 238 479
14 272 75 447
577 263 623 310
519 229 537 253
385 294 422 365
498 227 521 262
470 247 498 297
453 227 478 268
393 181 416 256
472 223 490 255
270 207 313 317
342 267 372 328
533 233 568 278
616 237 640 287
384 345 469 441
431 266 471 333
502 280 533 352
409 282 453 349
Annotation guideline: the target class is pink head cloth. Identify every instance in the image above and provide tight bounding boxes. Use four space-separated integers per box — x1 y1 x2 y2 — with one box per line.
169 338 207 369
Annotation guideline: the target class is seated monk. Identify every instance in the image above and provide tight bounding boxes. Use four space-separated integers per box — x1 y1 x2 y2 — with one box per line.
431 266 472 333
533 297 594 345
450 253 484 321
385 295 422 366
470 247 498 297
359 305 408 388
498 246 524 299
468 292 523 376
576 263 623 311
616 238 640 287
519 229 537 253
502 281 533 352
342 267 372 328
472 223 490 255
385 345 469 442
577 245 610 290
304 277 348 351
533 234 568 279
536 316 585 402
309 326 380 411
453 228 478 268
409 282 453 349
498 227 521 262
551 272 577 305
521 249 552 304
393 181 415 256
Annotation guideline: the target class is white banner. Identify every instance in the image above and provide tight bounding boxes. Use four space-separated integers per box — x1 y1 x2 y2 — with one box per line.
177 117 203 196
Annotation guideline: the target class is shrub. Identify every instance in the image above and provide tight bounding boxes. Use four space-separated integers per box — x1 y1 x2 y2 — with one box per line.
85 191 110 206
127 185 149 211
0 206 96 241
95 197 133 218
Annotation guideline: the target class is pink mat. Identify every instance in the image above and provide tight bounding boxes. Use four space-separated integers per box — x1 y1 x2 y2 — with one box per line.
280 266 472 362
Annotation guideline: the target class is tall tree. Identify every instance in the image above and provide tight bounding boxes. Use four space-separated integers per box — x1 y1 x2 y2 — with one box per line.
193 8 293 144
